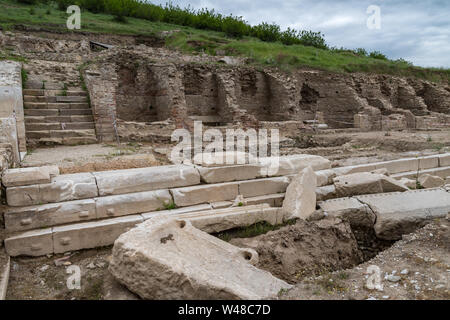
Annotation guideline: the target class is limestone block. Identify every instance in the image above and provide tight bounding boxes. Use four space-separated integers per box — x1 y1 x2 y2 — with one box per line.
418 174 445 188
192 151 257 167
238 176 290 198
391 166 450 180
438 154 450 167
180 205 284 233
2 165 59 187
5 228 53 257
282 167 317 220
333 163 378 176
0 117 19 164
356 189 450 240
94 165 200 196
95 190 172 218
53 215 144 254
259 154 331 177
197 164 262 183
171 183 238 207
334 172 408 197
315 169 336 187
419 155 440 170
316 185 337 201
374 158 419 174
319 197 376 228
245 193 285 207
109 217 291 299
4 199 96 232
6 173 98 206
141 204 213 220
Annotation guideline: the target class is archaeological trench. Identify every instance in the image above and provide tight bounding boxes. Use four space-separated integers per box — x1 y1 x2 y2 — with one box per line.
0 30 449 300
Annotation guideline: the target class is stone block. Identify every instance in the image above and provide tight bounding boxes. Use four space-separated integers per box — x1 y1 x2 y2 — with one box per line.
141 204 212 221
356 189 450 240
419 155 440 170
171 183 238 207
238 176 290 198
109 217 291 299
5 228 53 257
197 164 262 183
94 165 200 196
282 167 317 220
245 193 285 207
259 154 331 177
319 197 376 228
375 158 419 174
53 215 144 254
438 153 450 167
95 190 172 218
316 185 337 201
2 165 59 187
6 173 98 206
315 169 336 186
418 174 445 188
4 199 96 232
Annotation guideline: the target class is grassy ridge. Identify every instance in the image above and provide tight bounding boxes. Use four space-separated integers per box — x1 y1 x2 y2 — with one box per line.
1 0 449 83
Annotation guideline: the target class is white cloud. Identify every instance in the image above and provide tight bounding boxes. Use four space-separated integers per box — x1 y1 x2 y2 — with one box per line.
152 0 450 67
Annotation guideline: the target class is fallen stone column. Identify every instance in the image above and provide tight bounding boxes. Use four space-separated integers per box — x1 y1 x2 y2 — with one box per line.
109 217 291 299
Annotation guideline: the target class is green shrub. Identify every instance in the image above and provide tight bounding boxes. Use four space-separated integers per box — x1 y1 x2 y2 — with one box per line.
298 30 328 49
369 50 388 60
280 28 301 45
252 22 280 42
355 48 368 56
222 15 249 38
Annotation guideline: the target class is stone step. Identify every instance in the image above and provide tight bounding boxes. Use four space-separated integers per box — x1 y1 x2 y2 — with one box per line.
23 89 44 96
24 102 91 110
56 96 88 103
25 122 95 131
24 109 59 116
59 109 93 116
26 129 96 139
23 95 47 103
28 136 98 146
25 115 94 123
44 90 87 97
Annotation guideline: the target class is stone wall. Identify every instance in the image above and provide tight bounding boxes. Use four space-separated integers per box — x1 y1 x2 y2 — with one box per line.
0 61 26 164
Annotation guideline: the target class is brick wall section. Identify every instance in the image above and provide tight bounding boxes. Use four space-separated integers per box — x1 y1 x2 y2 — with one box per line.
84 65 117 143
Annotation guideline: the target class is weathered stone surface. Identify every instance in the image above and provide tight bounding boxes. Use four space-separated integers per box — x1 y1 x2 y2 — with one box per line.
0 249 10 300
171 183 238 207
2 165 59 187
374 158 419 174
315 169 336 187
95 190 172 218
418 155 440 170
238 176 290 198
334 172 408 197
418 174 445 188
282 167 317 220
356 189 450 240
319 197 376 228
94 165 200 196
141 203 212 220
259 154 331 177
109 217 291 299
53 215 144 253
392 166 450 180
5 228 53 257
197 164 262 183
176 204 284 233
439 154 450 167
333 163 378 176
399 178 416 189
192 151 257 167
446 176 450 185
316 185 337 201
245 193 285 207
4 199 96 232
6 173 98 206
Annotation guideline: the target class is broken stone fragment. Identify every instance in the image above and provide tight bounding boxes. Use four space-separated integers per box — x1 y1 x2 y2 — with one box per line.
418 174 445 188
282 166 317 220
109 217 291 299
399 178 416 189
2 165 59 187
333 172 408 197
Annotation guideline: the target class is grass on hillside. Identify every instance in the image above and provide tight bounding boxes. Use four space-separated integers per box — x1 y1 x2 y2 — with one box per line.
1 0 449 83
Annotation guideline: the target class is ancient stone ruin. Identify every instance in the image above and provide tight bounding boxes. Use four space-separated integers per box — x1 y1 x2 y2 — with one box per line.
0 30 449 300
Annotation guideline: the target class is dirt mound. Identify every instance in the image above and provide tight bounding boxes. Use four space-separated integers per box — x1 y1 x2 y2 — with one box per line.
230 218 364 284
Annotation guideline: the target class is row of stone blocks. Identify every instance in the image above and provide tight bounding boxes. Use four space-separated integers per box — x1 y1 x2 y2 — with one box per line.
4 204 283 257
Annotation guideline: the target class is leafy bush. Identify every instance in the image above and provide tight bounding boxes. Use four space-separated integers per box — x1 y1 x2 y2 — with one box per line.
221 15 249 38
369 50 388 60
355 48 368 56
252 22 280 42
298 30 328 49
280 28 301 45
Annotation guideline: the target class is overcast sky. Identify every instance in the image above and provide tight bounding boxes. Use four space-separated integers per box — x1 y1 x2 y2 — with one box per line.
151 0 450 68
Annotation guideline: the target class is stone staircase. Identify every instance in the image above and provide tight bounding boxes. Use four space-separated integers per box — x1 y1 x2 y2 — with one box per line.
23 83 97 147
